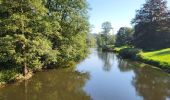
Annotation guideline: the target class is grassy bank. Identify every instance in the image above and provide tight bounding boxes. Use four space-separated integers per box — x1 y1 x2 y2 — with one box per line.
112 46 170 71
139 49 170 70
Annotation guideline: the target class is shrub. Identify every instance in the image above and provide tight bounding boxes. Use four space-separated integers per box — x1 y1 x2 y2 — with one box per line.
102 45 115 51
119 48 142 60
0 69 18 83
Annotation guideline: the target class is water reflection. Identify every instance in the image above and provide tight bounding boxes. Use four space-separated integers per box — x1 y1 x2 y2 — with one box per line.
133 66 170 100
0 68 91 100
97 50 114 72
118 60 170 100
1 49 170 100
118 59 134 72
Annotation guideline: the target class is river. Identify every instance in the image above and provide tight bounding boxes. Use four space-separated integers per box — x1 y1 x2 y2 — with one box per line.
0 48 170 100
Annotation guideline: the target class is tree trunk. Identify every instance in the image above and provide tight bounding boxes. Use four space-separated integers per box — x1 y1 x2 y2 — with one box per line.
23 62 28 76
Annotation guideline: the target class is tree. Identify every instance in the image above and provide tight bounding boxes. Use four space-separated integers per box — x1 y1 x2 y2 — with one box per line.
96 22 115 47
0 0 58 75
0 0 90 79
0 1 50 75
86 33 96 47
102 21 113 35
96 33 115 47
115 27 134 47
107 35 115 45
96 34 106 47
132 0 170 50
46 0 90 64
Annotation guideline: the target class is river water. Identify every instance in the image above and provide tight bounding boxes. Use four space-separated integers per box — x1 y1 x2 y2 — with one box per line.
0 48 170 100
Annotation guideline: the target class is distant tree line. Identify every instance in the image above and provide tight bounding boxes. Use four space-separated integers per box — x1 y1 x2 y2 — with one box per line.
0 0 89 75
115 0 170 50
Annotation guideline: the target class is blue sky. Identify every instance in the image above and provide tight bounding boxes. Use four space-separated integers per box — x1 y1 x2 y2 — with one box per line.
87 0 170 34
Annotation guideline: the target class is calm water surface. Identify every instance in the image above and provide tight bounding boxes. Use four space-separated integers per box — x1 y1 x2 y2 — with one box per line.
0 48 170 100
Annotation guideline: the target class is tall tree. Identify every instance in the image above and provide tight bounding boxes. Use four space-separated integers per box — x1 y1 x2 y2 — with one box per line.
102 21 113 35
115 27 134 46
132 0 170 50
0 0 57 75
46 0 90 64
0 0 89 78
100 21 113 45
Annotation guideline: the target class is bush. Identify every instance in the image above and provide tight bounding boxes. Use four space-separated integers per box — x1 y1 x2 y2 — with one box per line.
0 69 18 83
119 48 142 60
102 45 115 51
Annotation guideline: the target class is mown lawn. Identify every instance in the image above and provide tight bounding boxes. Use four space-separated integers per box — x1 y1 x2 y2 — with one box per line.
112 46 170 69
141 48 170 63
140 48 170 68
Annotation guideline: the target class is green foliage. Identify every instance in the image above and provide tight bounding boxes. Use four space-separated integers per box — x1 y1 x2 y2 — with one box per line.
46 0 89 65
0 69 18 83
105 45 115 49
139 48 170 69
86 33 96 47
115 27 134 47
96 21 114 48
107 35 115 45
96 34 115 48
0 0 89 82
132 0 170 50
96 34 106 47
101 21 113 35
113 46 129 53
119 48 142 60
0 0 57 72
117 47 170 70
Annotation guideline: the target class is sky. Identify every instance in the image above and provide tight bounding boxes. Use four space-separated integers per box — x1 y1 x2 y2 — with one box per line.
87 0 170 34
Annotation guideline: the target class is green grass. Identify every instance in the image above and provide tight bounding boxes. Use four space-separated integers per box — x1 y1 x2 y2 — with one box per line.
112 46 170 70
141 48 170 63
113 46 130 52
139 48 170 68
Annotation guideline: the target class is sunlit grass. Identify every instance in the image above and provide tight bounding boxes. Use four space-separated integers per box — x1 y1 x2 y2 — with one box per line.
140 48 170 68
113 46 129 52
111 46 170 68
141 48 170 63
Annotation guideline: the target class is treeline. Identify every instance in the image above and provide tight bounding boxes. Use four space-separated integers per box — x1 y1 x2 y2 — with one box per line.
0 0 89 77
104 0 170 70
115 0 170 50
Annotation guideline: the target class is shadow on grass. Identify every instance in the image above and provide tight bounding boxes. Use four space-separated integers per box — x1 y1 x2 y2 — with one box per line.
152 50 170 56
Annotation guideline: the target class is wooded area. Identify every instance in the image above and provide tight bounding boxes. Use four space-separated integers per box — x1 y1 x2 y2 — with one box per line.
0 0 89 83
96 0 170 70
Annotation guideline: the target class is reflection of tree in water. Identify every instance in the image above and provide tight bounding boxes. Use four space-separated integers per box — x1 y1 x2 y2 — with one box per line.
0 68 91 100
117 59 170 100
132 67 170 100
117 58 135 72
97 51 114 72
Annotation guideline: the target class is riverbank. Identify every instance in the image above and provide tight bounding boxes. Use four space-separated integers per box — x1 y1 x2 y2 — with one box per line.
102 46 170 72
0 69 33 88
0 59 84 87
139 49 170 71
